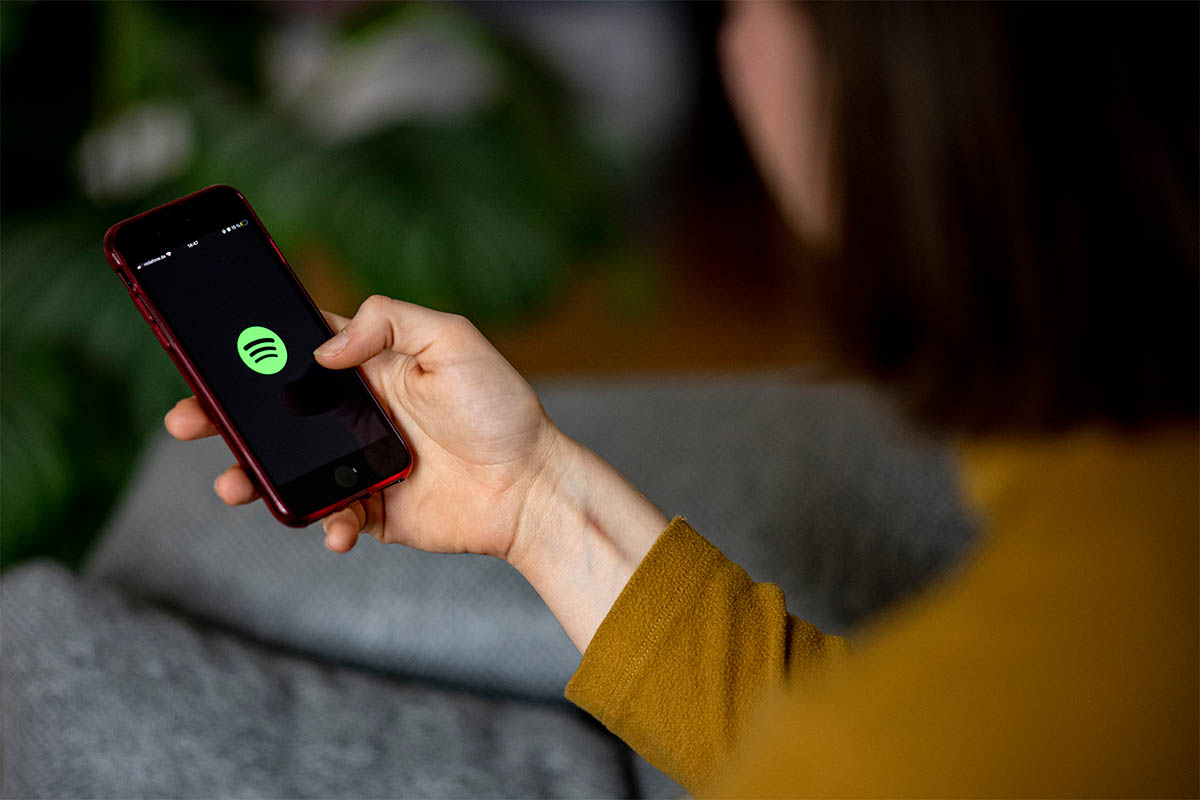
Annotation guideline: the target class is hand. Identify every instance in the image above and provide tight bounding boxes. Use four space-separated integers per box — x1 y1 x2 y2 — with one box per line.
165 295 559 559
166 294 668 652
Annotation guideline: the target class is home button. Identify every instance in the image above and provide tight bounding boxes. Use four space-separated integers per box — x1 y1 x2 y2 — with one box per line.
333 465 358 488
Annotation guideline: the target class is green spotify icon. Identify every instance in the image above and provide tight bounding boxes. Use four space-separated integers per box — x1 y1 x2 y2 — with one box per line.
237 325 288 375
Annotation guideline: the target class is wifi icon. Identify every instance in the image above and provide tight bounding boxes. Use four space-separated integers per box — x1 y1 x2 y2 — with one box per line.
237 325 288 375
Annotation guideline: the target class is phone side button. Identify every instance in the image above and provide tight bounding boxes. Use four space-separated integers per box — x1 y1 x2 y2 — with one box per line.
132 294 155 322
150 323 172 350
132 295 171 349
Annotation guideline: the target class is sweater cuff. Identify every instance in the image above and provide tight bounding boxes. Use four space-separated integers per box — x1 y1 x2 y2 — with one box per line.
565 516 724 727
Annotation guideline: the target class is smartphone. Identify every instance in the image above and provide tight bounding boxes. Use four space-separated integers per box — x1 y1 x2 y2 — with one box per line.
104 185 413 527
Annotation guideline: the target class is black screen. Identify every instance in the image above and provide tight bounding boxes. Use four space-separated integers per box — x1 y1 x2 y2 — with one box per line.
128 204 398 491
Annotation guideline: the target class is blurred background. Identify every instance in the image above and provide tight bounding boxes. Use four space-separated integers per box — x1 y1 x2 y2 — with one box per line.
1 1 821 570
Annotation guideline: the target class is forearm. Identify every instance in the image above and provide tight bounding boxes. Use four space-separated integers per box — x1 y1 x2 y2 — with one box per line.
562 517 852 791
507 426 852 791
507 426 668 653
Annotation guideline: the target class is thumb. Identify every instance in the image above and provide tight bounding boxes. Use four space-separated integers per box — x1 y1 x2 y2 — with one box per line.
313 294 457 369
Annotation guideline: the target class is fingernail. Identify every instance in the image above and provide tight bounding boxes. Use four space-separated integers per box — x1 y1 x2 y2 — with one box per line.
314 332 347 358
213 475 223 495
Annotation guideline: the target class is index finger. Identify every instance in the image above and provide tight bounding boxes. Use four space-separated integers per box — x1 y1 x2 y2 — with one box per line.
164 396 220 440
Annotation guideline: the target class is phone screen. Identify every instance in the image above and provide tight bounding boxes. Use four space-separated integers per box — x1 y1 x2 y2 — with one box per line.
112 188 409 517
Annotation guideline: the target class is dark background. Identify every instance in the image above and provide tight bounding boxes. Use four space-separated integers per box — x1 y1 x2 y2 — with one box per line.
1 2 809 569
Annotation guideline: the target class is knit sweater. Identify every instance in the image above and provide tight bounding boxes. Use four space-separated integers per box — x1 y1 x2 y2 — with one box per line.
565 426 1198 797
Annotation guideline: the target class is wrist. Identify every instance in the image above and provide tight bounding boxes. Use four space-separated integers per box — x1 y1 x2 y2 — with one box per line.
507 423 579 569
507 425 668 653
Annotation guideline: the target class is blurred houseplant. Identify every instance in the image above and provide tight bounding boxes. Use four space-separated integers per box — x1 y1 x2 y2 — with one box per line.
1 2 622 569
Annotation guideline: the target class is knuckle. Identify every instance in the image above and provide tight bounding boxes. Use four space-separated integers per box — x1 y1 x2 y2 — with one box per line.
360 294 393 317
442 313 477 338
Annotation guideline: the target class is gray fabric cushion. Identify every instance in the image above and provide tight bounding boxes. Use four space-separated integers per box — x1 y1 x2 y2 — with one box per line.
1 562 630 799
87 374 974 699
85 435 579 702
82 373 976 799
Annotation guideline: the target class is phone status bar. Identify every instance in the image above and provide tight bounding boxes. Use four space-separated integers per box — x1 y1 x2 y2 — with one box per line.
136 220 250 269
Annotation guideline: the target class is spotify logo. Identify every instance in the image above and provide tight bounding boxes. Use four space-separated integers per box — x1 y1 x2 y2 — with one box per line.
237 326 288 375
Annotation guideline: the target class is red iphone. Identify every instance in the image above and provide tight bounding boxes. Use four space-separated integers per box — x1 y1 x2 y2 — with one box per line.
104 185 412 527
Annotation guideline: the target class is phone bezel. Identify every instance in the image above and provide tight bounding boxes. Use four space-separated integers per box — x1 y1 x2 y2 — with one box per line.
103 184 412 526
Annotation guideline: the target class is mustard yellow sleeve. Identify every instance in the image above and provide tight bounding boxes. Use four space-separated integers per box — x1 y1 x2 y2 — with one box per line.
564 517 851 792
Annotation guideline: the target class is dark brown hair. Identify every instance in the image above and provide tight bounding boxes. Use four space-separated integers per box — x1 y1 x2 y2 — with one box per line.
806 2 1198 432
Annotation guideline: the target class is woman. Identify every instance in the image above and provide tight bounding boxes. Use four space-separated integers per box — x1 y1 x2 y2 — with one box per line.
166 2 1198 795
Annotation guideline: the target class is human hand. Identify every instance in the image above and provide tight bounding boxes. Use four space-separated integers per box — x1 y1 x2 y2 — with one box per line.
165 295 561 559
167 294 668 651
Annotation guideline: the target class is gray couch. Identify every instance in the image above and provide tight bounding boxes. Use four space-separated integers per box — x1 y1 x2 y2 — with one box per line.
2 373 976 798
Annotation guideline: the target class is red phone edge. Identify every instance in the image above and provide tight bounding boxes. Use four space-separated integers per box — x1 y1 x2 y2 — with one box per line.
103 184 413 528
